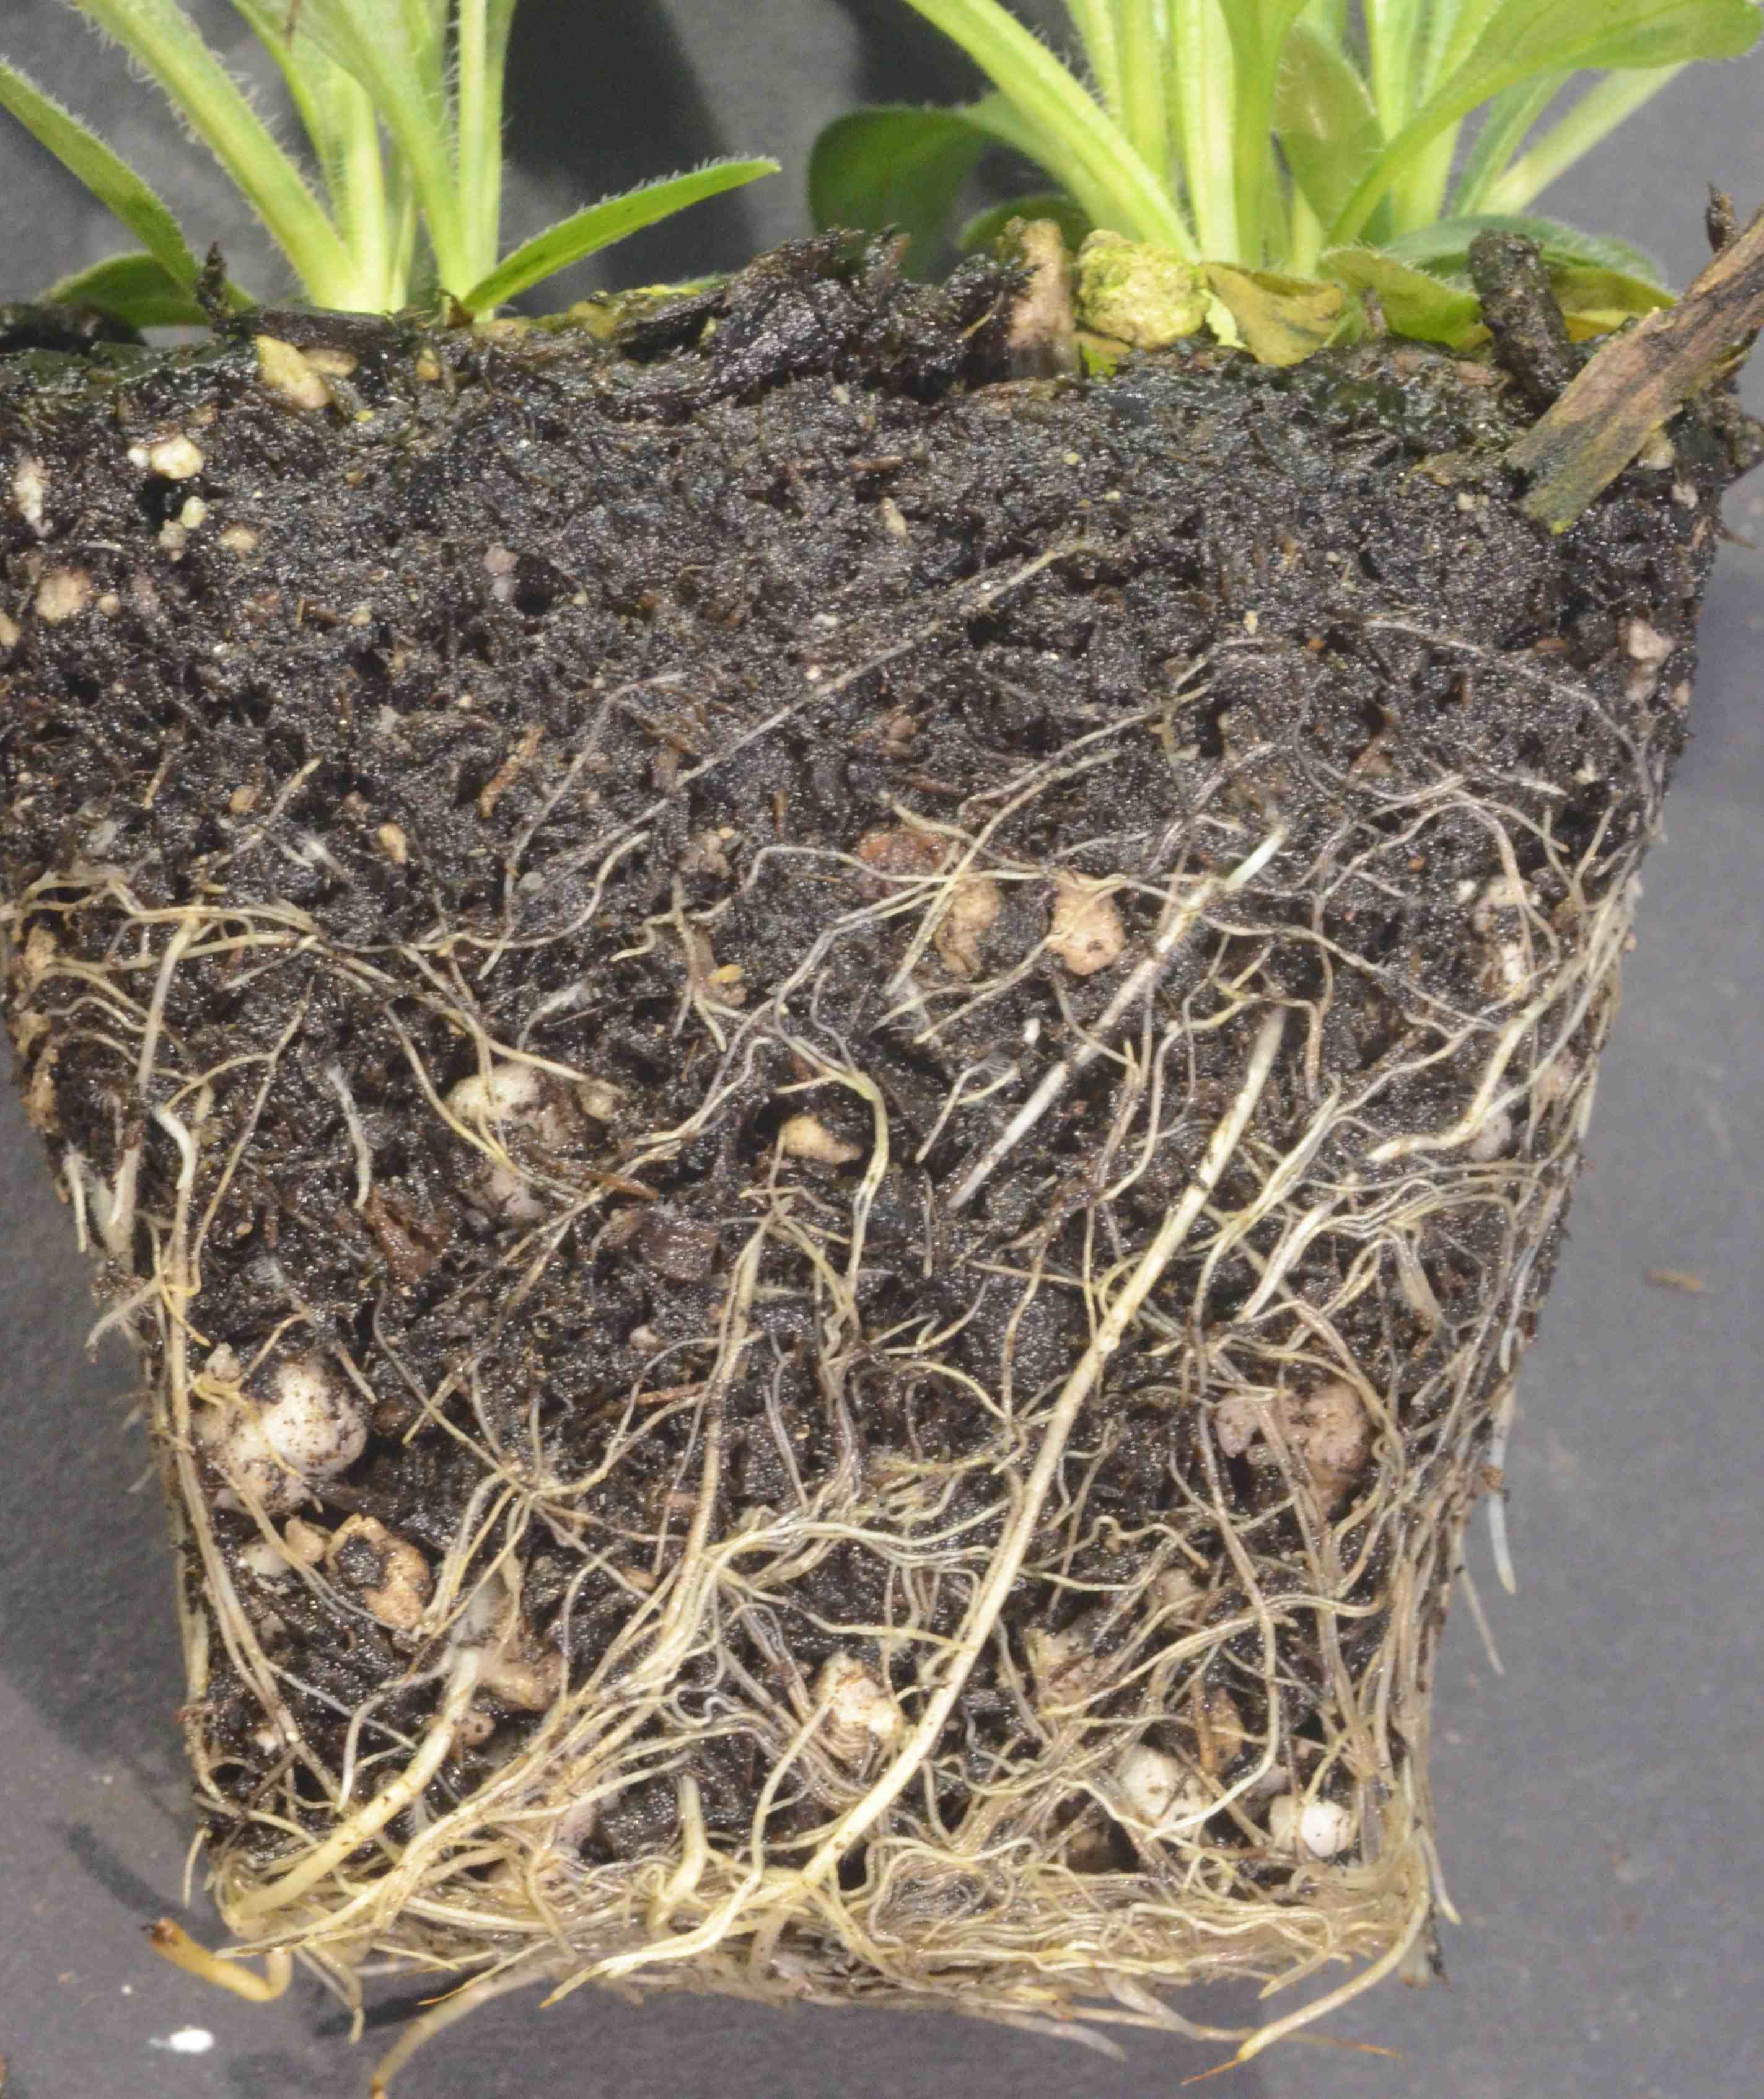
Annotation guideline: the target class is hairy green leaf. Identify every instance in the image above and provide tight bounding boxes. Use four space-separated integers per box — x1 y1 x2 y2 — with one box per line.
290 0 444 99
226 1 340 175
460 159 779 315
959 87 1092 181
1478 67 1696 214
892 0 1195 252
69 0 358 304
1362 0 1436 133
1385 213 1670 286
0 55 198 289
809 107 993 277
39 250 213 328
1113 0 1170 174
1220 0 1316 102
457 0 522 282
1062 2 1121 114
1297 0 1351 46
1274 24 1386 234
1169 0 1239 257
1320 245 1485 343
1451 0 1760 80
810 92 1130 275
276 0 465 289
229 2 405 306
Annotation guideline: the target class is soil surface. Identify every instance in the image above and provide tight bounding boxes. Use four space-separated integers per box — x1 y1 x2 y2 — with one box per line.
0 236 1752 2006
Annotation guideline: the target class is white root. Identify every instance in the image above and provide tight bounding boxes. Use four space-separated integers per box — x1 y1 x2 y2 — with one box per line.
326 1060 374 1208
229 1650 483 1924
784 1008 1287 1894
949 827 1284 1209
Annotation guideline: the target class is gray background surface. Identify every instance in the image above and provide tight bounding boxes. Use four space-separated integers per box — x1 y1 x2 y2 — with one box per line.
1 6 1760 2097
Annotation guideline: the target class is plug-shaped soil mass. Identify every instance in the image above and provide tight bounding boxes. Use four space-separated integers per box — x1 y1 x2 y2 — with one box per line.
1 236 1755 2073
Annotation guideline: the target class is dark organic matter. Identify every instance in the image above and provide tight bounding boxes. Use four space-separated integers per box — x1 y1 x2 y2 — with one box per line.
0 235 1753 2068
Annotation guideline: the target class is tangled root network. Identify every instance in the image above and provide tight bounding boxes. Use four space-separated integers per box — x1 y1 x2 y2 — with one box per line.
0 251 1733 2079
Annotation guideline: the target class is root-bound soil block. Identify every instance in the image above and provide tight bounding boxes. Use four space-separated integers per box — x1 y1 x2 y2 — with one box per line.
1 235 1757 2067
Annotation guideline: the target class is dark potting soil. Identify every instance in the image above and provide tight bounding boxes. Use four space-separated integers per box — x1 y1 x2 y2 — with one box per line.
1 236 1753 1896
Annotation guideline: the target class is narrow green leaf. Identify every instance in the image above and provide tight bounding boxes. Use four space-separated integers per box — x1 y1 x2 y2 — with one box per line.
283 0 467 291
1260 136 1293 263
1062 1 1123 117
1434 0 1510 82
1414 0 1468 102
1219 1 1315 98
1329 0 1762 245
457 0 522 286
291 0 441 97
1169 0 1237 257
1287 186 1326 276
811 90 1157 276
1274 24 1385 235
893 0 1196 253
0 55 198 288
1449 75 1568 215
227 2 398 304
809 107 992 277
957 193 1093 257
1320 245 1485 343
1389 0 1494 228
403 0 454 90
1362 0 1436 133
40 250 212 327
68 0 359 305
227 1 339 177
1385 213 1670 286
1216 2 1314 263
1480 66 1693 213
959 87 1089 177
460 159 779 315
1112 0 1171 178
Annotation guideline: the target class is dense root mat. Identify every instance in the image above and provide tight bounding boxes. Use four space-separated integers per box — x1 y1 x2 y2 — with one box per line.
0 239 1749 2064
